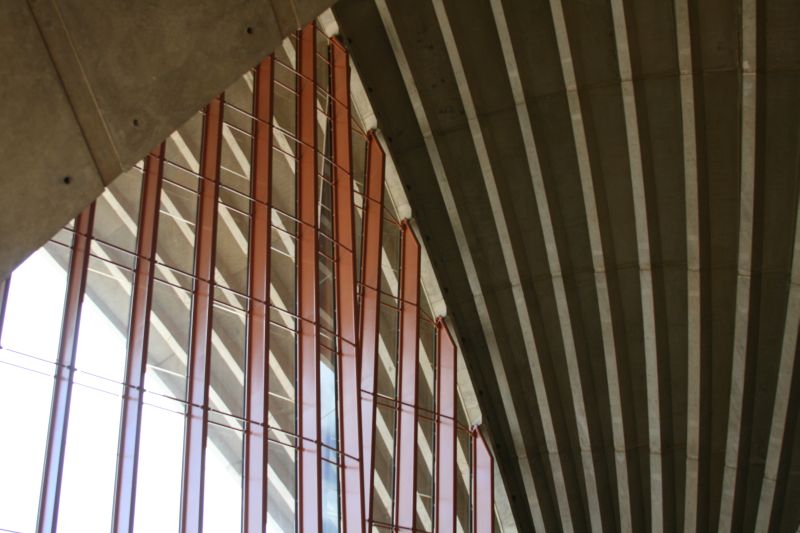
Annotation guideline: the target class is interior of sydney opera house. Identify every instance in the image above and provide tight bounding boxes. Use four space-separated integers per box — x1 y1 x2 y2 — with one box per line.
2 0 800 532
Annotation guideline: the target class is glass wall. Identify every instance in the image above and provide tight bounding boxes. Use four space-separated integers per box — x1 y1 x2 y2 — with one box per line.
0 20 495 533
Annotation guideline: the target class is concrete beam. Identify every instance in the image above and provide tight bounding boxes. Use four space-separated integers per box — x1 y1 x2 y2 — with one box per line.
0 0 335 280
718 0 758 530
372 1 546 530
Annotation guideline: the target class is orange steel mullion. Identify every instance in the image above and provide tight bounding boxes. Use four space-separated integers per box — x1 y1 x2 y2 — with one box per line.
37 203 95 533
244 57 274 533
472 430 494 533
331 38 366 533
358 133 385 525
181 95 223 533
435 320 457 533
394 221 421 530
112 144 165 533
297 23 322 533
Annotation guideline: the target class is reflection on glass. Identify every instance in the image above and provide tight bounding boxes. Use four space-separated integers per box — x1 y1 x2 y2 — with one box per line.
457 430 472 533
215 203 250 296
416 417 435 532
220 122 253 197
156 180 198 276
372 403 396 526
269 322 296 434
268 440 296 532
321 350 339 532
203 423 243 532
270 227 297 314
377 305 399 397
92 168 142 267
146 280 192 401
210 302 246 419
417 320 436 413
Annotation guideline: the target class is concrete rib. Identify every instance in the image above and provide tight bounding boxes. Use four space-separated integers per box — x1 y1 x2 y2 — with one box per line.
673 0 702 529
547 0 633 527
374 0 547 529
608 0 664 529
718 1 757 530
485 0 616 530
753 112 800 533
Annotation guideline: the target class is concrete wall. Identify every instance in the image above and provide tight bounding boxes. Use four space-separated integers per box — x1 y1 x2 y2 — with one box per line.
0 0 334 280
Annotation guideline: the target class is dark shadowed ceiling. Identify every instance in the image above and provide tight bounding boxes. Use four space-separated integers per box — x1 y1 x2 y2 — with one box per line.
334 0 800 531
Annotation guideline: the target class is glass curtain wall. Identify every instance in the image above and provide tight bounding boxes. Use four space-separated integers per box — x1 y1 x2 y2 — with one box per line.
0 20 494 533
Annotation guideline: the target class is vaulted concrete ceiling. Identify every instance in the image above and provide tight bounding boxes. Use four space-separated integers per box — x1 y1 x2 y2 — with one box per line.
0 0 333 280
334 0 800 531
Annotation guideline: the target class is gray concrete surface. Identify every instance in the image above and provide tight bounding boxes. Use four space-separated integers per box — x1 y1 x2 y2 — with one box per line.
334 0 800 531
0 0 334 280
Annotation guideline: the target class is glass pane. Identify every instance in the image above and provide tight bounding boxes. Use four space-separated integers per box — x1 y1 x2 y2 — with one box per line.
273 66 297 135
0 354 54 532
416 417 435 532
93 166 143 260
269 321 296 434
418 320 436 412
322 458 340 533
271 227 297 314
377 305 399 398
351 130 367 191
133 396 185 533
210 301 246 418
57 381 122 532
321 337 338 531
354 200 365 292
75 257 132 382
220 122 253 196
225 73 254 116
271 142 297 218
372 403 396 526
380 223 401 297
268 440 296 533
321 345 338 453
165 113 204 174
319 253 335 333
1 243 69 362
203 423 243 532
456 430 471 533
146 279 192 401
157 180 198 276
216 203 250 296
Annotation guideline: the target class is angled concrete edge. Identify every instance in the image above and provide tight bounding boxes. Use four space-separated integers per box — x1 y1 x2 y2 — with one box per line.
1 0 336 281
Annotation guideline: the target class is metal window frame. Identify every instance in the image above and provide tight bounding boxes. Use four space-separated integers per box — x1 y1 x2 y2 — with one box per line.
6 26 497 533
243 56 274 533
436 319 457 533
331 36 366 533
37 202 95 533
112 144 165 533
394 221 421 530
358 131 386 526
180 94 224 533
472 429 494 533
297 22 322 533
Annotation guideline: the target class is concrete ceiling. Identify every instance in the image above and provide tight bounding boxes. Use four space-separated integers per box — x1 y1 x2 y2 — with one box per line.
334 0 800 531
0 0 333 280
